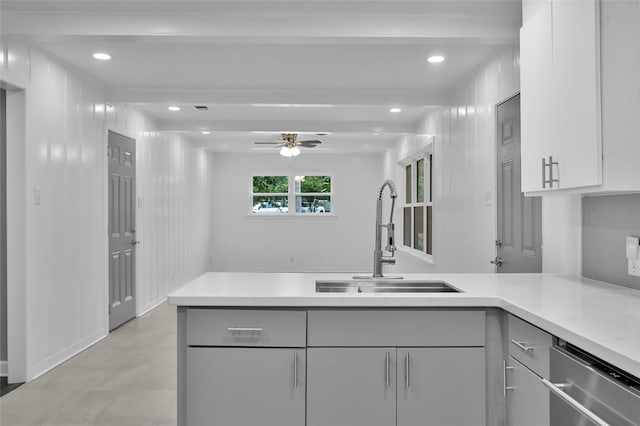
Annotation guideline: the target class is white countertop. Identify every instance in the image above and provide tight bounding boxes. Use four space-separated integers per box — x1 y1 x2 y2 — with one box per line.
168 272 640 379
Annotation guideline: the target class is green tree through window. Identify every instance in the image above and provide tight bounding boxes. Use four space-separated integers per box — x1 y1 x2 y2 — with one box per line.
253 176 288 193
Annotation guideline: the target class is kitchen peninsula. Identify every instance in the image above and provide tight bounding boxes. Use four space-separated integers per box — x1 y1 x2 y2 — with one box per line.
168 272 640 426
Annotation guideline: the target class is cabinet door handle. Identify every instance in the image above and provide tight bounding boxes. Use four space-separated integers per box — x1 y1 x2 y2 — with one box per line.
503 360 516 397
385 352 391 389
541 379 610 426
405 352 411 390
542 156 560 189
227 327 264 333
293 352 298 389
511 339 534 353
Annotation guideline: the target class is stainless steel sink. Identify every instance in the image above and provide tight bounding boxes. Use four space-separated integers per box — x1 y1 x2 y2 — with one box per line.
315 280 461 293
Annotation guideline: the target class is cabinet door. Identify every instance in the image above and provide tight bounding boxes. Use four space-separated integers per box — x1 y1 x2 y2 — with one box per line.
506 356 549 426
186 347 305 426
550 0 602 190
521 0 602 193
397 348 486 426
307 348 396 426
520 1 553 193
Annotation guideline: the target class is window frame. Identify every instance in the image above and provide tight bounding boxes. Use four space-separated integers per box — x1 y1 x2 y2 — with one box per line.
399 146 433 260
249 173 335 216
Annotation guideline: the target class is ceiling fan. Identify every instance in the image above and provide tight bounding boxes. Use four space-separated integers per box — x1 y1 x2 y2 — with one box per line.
254 133 322 157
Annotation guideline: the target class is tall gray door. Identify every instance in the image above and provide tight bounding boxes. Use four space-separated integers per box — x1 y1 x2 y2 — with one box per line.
108 131 137 330
1 88 7 365
496 95 542 273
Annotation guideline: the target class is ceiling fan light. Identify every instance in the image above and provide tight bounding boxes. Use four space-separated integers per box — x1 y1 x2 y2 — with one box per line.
280 146 294 157
291 146 301 156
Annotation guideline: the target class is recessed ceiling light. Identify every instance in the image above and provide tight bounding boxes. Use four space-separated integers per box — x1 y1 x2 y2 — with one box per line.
427 55 445 63
168 106 181 112
201 131 211 135
92 52 111 61
389 107 402 113
252 104 334 108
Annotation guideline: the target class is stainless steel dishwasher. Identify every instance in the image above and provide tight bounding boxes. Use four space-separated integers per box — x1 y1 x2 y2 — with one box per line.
547 341 640 426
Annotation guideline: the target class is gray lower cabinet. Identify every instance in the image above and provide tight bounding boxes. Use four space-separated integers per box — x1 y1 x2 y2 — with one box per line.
506 356 549 426
307 347 486 426
307 347 396 426
186 347 305 426
397 348 486 426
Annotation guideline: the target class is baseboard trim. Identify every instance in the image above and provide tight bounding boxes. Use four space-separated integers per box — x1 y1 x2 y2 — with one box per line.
138 295 167 317
0 360 7 377
28 329 107 381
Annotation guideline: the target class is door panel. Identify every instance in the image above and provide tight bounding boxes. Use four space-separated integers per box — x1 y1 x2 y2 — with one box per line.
497 95 542 273
307 347 396 426
108 131 136 330
397 347 486 426
186 347 305 426
506 356 549 426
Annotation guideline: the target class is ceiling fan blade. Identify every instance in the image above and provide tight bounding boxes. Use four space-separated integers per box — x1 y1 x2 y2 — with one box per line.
254 141 282 145
298 140 322 147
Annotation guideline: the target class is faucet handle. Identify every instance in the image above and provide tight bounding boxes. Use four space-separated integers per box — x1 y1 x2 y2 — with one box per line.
381 256 396 265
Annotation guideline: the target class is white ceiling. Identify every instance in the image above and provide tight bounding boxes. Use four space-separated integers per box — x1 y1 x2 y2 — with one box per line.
1 0 522 154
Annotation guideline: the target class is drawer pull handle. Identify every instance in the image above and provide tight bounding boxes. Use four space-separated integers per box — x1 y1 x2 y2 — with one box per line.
541 379 610 426
511 339 534 353
227 327 264 334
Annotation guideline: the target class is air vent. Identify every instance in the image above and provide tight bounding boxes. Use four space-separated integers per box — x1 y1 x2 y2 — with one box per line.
194 105 209 111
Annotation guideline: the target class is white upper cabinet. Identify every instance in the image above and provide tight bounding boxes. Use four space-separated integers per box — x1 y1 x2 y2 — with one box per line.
520 0 640 194
520 2 554 193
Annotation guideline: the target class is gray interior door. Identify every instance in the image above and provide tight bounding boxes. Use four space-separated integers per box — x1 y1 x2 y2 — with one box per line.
496 95 542 273
1 88 7 366
108 131 136 331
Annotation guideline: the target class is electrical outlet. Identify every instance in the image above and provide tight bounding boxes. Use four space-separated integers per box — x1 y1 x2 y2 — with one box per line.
34 187 42 205
630 259 640 277
627 236 640 278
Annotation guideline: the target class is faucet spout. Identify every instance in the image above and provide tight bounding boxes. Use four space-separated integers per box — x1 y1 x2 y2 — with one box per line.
373 180 398 278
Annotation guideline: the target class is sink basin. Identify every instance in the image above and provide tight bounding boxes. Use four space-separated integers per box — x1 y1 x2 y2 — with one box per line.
315 280 461 293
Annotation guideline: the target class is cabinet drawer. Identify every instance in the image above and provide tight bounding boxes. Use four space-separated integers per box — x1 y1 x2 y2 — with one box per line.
508 315 552 377
187 309 306 347
308 309 485 347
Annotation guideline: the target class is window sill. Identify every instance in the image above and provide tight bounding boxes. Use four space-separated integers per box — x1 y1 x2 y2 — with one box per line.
246 214 338 220
397 246 434 265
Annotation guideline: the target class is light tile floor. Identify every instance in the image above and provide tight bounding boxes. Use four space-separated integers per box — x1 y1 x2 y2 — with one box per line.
0 303 177 426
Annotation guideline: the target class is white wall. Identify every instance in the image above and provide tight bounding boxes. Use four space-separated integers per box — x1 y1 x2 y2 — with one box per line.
1 38 214 381
385 44 582 274
384 46 522 273
210 152 383 273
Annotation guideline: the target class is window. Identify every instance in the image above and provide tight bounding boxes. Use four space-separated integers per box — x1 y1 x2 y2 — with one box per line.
251 175 333 215
402 152 433 256
252 176 289 214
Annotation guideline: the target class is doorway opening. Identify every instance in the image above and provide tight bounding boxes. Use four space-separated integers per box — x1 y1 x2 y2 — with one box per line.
495 94 542 273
